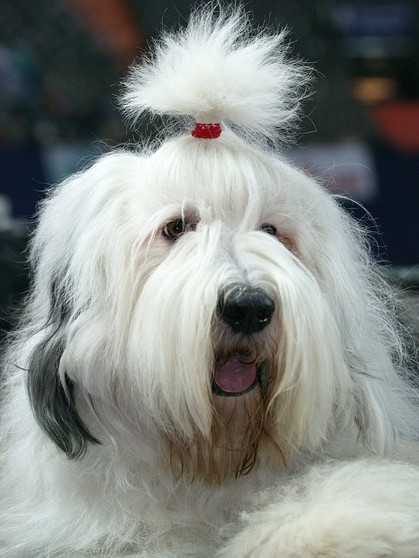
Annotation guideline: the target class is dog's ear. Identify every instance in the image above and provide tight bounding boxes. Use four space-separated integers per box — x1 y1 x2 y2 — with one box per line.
26 281 99 459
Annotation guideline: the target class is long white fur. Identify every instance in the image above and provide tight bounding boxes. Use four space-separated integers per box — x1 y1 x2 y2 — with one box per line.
1 5 418 558
121 5 311 141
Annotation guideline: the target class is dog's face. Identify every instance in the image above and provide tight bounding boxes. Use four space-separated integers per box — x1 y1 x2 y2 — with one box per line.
27 130 356 483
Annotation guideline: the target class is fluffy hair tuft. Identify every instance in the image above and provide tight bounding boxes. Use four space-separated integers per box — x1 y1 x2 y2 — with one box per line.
120 4 312 142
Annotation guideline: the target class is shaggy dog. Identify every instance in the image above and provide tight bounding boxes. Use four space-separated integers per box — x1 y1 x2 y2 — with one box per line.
1 6 418 557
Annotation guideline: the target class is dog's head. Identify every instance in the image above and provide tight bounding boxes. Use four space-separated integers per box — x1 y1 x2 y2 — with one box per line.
25 7 395 482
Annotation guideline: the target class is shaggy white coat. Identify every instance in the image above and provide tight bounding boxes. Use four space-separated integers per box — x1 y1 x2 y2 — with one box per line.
1 6 418 557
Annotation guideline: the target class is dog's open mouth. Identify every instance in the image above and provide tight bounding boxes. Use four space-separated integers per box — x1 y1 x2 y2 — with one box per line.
212 354 259 397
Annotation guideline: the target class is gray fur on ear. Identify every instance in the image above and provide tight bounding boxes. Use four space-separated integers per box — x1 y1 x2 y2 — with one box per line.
26 280 99 459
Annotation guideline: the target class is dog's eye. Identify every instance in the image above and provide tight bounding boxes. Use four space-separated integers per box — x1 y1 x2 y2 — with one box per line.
260 224 277 237
260 223 296 253
163 219 186 241
163 219 196 242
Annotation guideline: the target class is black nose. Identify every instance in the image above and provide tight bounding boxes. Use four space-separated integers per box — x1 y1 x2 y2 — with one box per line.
218 286 275 334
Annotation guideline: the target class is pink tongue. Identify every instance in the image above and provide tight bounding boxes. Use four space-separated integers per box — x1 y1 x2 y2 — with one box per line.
214 356 257 394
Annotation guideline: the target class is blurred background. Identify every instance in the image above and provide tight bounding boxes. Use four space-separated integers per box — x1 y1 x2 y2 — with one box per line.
0 0 418 335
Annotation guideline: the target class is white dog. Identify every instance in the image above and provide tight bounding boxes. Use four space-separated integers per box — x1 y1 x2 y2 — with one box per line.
1 6 418 558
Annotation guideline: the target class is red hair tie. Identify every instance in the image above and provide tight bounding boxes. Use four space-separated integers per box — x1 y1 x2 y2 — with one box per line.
191 122 222 139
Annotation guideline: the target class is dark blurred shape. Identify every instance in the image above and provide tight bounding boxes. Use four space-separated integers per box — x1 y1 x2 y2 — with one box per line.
0 0 135 146
372 101 419 152
0 230 29 341
68 0 145 68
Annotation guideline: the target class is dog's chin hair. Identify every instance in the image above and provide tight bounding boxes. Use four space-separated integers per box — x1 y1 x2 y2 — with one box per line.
166 321 288 485
167 382 286 485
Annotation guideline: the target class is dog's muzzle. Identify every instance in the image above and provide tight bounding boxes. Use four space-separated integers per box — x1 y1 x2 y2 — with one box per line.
213 286 275 397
